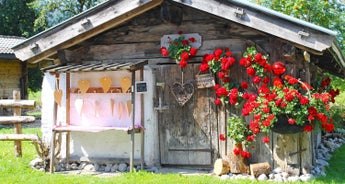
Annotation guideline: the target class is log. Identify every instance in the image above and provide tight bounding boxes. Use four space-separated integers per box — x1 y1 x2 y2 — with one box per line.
0 116 36 124
226 154 249 174
0 134 38 141
0 100 36 108
250 162 271 177
213 159 230 176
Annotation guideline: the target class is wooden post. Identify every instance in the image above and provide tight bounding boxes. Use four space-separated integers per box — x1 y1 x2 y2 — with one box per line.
13 90 22 157
140 69 144 170
130 71 136 172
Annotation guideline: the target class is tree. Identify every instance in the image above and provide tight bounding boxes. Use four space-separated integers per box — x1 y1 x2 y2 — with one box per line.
30 0 107 31
0 0 37 37
250 0 345 55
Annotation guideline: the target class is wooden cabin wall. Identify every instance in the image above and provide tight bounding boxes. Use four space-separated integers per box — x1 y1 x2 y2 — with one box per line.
0 59 23 99
59 3 318 169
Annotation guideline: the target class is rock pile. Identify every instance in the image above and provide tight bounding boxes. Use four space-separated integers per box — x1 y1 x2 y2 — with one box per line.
30 159 159 174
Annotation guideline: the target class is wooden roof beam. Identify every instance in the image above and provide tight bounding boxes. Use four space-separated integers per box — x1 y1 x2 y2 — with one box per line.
13 0 163 63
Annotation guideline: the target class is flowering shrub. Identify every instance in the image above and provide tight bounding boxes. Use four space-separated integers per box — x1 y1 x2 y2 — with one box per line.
200 46 339 157
160 31 198 68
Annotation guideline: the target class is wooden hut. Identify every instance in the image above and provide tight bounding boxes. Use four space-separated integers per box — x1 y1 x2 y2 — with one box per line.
0 35 27 101
12 0 345 174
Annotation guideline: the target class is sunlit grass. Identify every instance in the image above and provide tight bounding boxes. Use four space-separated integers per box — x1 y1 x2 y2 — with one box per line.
0 127 344 183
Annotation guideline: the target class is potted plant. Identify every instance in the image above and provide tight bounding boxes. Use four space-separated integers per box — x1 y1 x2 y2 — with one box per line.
160 31 198 68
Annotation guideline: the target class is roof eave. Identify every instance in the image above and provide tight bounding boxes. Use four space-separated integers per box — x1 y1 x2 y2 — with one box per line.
172 0 335 53
12 0 163 63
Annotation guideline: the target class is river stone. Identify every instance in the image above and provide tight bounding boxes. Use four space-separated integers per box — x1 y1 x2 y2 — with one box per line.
118 163 127 172
257 174 268 181
104 164 112 172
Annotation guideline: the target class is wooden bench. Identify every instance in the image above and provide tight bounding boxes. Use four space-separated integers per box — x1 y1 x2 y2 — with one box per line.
0 91 36 157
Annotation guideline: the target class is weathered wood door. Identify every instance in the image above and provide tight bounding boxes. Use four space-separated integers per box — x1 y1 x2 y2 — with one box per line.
155 64 216 166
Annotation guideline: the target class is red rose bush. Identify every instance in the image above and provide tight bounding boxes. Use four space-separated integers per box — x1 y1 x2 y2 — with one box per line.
200 46 339 158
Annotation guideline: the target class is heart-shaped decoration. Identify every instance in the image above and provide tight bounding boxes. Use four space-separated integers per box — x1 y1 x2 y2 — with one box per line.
74 99 84 116
78 79 90 95
118 102 123 119
170 82 195 106
54 89 63 106
99 77 112 93
120 77 131 93
126 100 132 117
110 99 115 116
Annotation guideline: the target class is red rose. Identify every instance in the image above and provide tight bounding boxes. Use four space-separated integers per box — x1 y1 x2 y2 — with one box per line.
252 76 261 84
262 136 270 143
219 134 226 141
303 125 313 132
273 77 283 88
179 59 187 68
246 67 256 76
322 122 334 132
199 63 209 72
262 119 271 126
247 135 255 141
180 51 189 60
214 98 221 105
214 48 223 57
188 37 196 43
233 147 241 155
263 76 270 84
241 82 248 89
262 106 270 113
160 47 169 56
254 53 262 62
226 51 232 57
182 40 188 46
241 151 251 158
213 84 220 90
189 47 197 56
288 118 296 125
299 96 309 105
218 71 226 79
216 87 228 97
272 61 286 76
239 58 250 68
178 30 183 34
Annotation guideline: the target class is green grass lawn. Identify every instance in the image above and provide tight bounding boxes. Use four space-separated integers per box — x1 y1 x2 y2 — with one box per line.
0 127 345 183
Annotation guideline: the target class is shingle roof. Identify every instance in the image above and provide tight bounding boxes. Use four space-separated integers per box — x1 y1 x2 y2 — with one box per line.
0 35 26 54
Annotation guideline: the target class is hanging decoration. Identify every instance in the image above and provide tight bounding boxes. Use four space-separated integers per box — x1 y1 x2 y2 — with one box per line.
110 99 115 116
54 89 63 107
120 77 131 93
53 76 63 106
160 31 200 68
160 31 200 106
118 102 123 119
78 79 90 95
99 76 112 93
74 98 84 116
126 100 132 117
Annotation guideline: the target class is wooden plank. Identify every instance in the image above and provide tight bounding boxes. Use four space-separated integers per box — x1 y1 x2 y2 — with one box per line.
0 134 38 141
0 116 36 124
0 100 35 108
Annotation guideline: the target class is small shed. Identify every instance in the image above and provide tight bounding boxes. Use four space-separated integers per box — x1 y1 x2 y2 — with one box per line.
12 0 345 173
0 35 27 101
